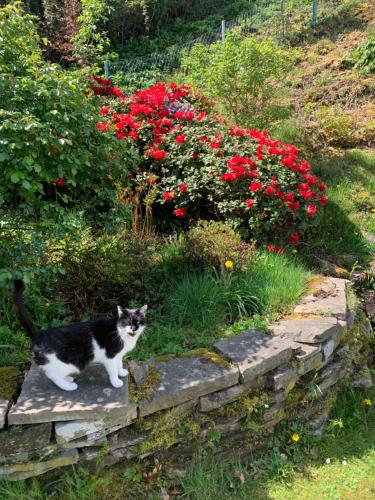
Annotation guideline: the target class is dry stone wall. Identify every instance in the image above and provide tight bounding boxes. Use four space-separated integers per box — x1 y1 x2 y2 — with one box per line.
0 277 373 481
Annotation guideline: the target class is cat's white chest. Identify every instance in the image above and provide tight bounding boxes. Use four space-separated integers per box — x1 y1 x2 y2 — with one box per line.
122 335 138 355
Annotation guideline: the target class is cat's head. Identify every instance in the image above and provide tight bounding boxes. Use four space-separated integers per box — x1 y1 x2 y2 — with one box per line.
116 305 147 337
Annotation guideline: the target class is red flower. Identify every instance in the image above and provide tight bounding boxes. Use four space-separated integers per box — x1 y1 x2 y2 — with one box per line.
267 245 285 254
319 182 327 192
151 150 166 161
175 134 186 144
96 121 110 133
249 182 263 192
289 232 300 244
146 177 156 185
319 195 329 205
179 182 188 192
55 178 65 187
221 173 237 182
210 142 220 149
284 193 295 202
264 186 275 195
307 204 317 216
287 201 300 212
163 191 176 201
174 208 186 217
245 199 254 208
192 152 200 159
100 106 111 115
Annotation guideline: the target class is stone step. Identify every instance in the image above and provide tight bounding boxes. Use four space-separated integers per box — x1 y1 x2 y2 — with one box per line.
8 363 136 425
138 355 239 417
293 277 348 320
213 330 293 383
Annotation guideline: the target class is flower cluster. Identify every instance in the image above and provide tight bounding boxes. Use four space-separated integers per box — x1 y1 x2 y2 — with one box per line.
95 80 328 246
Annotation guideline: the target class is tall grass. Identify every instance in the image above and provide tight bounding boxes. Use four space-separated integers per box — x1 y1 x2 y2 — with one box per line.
134 251 310 359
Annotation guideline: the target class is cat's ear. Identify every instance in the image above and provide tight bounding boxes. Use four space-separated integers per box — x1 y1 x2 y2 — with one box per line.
117 305 124 318
139 305 148 315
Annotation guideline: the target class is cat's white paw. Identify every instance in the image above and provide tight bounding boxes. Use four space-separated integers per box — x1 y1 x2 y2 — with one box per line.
65 376 75 382
110 377 124 389
64 382 78 391
118 368 128 377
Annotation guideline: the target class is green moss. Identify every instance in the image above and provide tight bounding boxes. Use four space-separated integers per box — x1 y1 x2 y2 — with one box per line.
0 366 21 399
156 348 232 369
129 365 161 403
214 391 269 419
138 406 194 454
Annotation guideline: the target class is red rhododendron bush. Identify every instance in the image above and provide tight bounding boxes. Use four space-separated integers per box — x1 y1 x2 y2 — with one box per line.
94 78 328 245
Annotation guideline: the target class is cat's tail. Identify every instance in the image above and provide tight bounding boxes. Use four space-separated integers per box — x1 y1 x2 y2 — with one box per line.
11 279 39 339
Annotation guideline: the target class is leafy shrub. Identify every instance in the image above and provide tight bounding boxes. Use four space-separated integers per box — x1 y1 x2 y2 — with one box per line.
354 37 375 74
181 31 297 127
0 3 138 210
95 80 328 246
315 106 352 145
185 220 251 271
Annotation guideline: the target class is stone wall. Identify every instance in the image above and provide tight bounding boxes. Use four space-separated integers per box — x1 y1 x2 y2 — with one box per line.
0 277 373 481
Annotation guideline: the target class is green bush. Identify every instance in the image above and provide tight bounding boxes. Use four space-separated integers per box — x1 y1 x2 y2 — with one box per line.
182 31 297 127
354 36 375 74
185 220 251 271
0 3 138 210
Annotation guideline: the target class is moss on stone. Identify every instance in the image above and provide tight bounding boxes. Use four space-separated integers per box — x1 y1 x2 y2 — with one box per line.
137 406 193 454
129 365 161 403
214 391 269 419
0 366 21 399
156 348 232 369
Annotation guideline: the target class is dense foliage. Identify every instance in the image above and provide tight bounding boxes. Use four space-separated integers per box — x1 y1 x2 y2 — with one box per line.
0 3 138 210
182 32 297 127
95 79 328 245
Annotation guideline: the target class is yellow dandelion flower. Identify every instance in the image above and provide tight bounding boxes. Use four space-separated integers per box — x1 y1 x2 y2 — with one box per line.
225 260 234 269
363 398 372 406
291 433 300 442
292 249 298 254
371 208 375 213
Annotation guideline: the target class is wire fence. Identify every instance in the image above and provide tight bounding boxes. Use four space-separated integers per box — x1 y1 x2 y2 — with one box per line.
108 0 344 78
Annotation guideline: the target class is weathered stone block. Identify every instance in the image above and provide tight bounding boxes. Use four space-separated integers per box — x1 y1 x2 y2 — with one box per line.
294 344 323 375
0 398 9 429
199 376 266 412
55 404 137 444
138 356 238 417
0 449 78 481
213 330 293 383
272 364 299 393
272 317 343 344
0 422 52 455
351 366 373 388
8 363 135 425
60 436 107 450
128 360 151 387
107 427 148 450
293 277 347 320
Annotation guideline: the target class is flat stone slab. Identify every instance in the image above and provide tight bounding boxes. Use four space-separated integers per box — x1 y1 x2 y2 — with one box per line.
138 356 238 417
293 277 347 320
213 330 293 383
0 398 9 429
8 363 135 425
0 449 78 481
271 317 343 344
0 422 52 455
55 405 137 444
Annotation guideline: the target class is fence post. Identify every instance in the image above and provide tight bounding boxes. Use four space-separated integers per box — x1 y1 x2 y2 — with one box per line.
312 0 318 27
104 60 110 79
221 20 226 42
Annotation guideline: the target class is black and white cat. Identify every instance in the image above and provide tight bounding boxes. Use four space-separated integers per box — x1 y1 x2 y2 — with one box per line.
12 280 147 391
